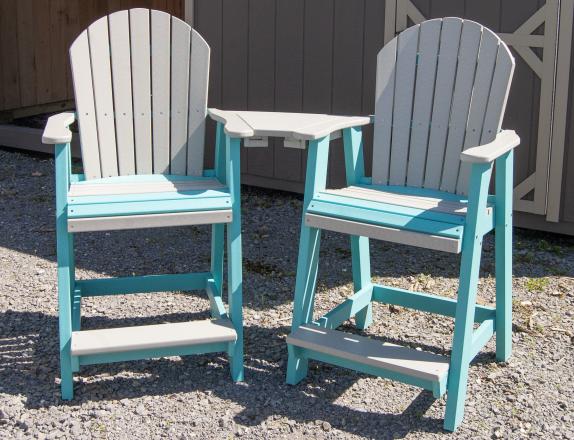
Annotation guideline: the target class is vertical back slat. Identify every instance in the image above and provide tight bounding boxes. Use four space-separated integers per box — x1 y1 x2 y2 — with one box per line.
109 10 136 175
481 45 515 144
455 31 500 194
130 8 153 174
388 25 419 186
72 8 212 179
406 19 441 188
423 18 463 189
169 17 191 175
70 30 101 179
151 10 171 173
440 20 483 193
88 16 118 177
372 38 397 185
457 42 514 193
186 29 210 176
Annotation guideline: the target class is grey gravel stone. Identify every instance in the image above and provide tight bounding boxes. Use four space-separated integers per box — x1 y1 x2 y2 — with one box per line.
0 147 573 439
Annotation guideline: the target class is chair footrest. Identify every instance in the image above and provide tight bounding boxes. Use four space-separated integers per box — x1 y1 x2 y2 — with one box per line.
287 325 450 384
71 319 237 356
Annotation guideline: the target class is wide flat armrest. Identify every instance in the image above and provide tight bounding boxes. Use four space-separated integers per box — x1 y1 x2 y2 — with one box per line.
208 108 254 138
42 112 75 144
460 130 520 163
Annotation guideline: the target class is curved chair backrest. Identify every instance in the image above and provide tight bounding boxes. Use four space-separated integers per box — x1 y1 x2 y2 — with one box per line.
372 18 514 195
70 9 210 180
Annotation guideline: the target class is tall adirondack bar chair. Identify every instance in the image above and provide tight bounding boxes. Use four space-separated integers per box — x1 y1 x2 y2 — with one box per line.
41 9 243 399
285 18 519 431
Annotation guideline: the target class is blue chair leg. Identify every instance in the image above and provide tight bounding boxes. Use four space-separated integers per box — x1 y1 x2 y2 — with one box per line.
444 163 491 431
57 229 74 400
226 136 243 382
351 235 372 330
55 143 73 400
70 290 81 373
209 223 226 319
227 218 243 382
287 136 329 386
69 233 80 373
495 151 513 362
444 236 483 431
286 225 322 385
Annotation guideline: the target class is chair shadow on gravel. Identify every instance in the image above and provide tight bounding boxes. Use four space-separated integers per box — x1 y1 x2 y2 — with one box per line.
0 310 481 438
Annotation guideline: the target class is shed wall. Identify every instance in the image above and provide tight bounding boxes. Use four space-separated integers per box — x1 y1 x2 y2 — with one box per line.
193 0 574 234
0 0 184 114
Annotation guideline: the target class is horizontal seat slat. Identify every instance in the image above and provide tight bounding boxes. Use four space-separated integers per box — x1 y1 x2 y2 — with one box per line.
69 188 229 205
68 177 225 197
68 195 231 219
307 200 463 239
315 192 465 226
68 209 232 232
287 325 450 383
71 319 237 356
72 174 217 185
306 214 461 253
324 186 493 217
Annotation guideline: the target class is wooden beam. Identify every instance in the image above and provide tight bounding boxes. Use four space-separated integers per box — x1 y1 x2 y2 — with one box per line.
0 124 81 157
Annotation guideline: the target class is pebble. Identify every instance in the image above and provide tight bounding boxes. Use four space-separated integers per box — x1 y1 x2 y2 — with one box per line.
0 148 573 439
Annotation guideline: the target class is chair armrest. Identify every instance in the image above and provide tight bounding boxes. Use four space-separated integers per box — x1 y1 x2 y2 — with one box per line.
208 108 254 138
42 112 75 144
460 130 520 163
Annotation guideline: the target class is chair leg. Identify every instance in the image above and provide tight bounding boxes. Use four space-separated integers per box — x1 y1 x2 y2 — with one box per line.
226 135 243 383
57 229 74 400
444 236 484 431
69 234 80 373
211 224 225 289
495 151 513 362
209 224 226 319
227 217 243 382
70 288 81 373
351 235 372 330
495 220 512 362
287 225 322 385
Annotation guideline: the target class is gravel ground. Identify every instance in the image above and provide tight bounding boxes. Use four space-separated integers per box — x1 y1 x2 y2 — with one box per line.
0 146 573 439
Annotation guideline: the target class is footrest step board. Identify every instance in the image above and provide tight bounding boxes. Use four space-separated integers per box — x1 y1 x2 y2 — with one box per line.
287 325 450 391
71 319 237 356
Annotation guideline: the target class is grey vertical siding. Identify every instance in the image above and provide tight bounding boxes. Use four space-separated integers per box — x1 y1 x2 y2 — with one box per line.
561 21 574 224
194 0 389 191
193 0 573 233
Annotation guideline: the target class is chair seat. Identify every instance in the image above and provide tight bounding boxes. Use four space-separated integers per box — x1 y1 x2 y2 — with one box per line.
67 175 232 232
305 185 494 253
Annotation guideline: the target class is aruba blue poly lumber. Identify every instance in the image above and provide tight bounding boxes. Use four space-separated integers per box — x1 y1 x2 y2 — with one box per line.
46 7 244 398
286 18 519 432
225 135 244 382
288 130 517 432
343 127 373 330
55 143 74 400
495 151 514 361
43 8 243 400
51 130 245 399
286 136 330 385
52 65 243 400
